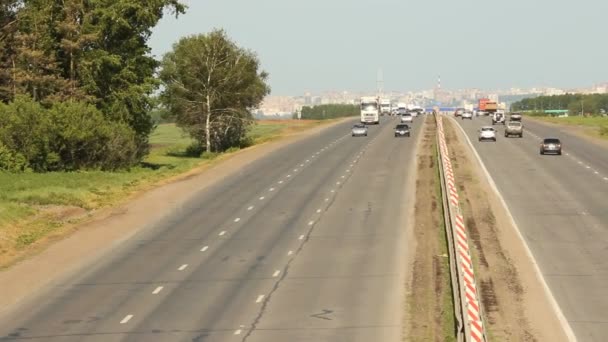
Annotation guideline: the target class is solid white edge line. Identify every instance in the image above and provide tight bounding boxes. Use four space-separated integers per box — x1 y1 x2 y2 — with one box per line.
449 116 578 342
120 314 133 324
256 295 265 303
152 286 163 294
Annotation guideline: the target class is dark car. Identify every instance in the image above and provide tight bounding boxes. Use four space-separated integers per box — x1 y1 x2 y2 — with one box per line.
394 124 411 137
540 138 562 155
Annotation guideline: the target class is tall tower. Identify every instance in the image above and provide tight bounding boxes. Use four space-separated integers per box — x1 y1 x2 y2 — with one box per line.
377 68 384 98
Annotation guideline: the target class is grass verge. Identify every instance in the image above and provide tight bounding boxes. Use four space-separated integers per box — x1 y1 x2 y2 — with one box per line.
405 116 456 341
0 119 331 268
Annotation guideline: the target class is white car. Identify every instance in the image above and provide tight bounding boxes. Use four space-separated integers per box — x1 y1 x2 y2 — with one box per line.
478 126 496 142
461 111 473 120
351 124 368 137
401 114 413 123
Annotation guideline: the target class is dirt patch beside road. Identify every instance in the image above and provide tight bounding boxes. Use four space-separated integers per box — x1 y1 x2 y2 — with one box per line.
443 118 568 341
404 116 455 342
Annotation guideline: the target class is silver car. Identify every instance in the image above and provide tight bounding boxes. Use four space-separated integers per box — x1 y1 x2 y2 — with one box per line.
351 124 368 137
478 126 497 142
461 111 473 120
505 121 523 137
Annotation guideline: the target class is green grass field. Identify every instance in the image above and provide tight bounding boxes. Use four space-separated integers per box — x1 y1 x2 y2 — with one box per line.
532 116 608 138
0 119 327 266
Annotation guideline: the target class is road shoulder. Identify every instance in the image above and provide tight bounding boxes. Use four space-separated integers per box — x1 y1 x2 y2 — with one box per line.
526 116 608 149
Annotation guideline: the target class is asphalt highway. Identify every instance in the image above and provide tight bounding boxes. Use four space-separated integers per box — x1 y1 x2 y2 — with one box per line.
454 115 608 342
0 116 422 342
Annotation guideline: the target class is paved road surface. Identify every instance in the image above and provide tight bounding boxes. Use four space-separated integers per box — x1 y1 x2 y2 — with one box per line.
454 115 608 342
0 116 421 342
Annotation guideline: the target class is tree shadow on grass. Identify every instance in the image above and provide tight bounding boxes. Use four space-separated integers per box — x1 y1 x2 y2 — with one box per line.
140 162 176 170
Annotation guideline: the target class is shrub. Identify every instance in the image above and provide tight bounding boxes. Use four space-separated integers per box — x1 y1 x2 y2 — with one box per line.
0 143 29 172
600 125 608 137
0 96 140 172
0 96 52 171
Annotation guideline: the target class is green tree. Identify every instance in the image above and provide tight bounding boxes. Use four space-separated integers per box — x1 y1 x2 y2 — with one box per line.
160 29 270 153
0 0 21 102
75 0 186 157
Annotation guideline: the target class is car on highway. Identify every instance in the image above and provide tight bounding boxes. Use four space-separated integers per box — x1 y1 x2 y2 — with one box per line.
510 112 522 121
401 113 413 123
351 124 368 137
461 111 473 120
478 126 497 142
394 124 411 137
540 138 562 155
454 108 465 117
505 121 523 138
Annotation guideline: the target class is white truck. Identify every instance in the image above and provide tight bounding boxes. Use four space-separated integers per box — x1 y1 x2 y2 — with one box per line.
360 97 380 125
380 98 391 116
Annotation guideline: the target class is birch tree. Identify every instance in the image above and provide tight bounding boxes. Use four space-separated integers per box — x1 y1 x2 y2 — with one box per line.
159 29 270 153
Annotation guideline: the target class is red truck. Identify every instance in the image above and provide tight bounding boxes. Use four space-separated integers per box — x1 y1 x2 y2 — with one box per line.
478 98 497 112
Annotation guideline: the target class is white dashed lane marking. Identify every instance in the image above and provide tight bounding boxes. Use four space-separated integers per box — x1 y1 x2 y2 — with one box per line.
248 206 254 211
308 221 314 226
200 246 209 252
273 270 281 277
278 180 283 184
259 196 265 200
152 286 163 294
256 295 265 303
288 250 294 256
234 330 242 335
178 264 188 271
219 231 226 236
269 188 275 192
299 235 305 240
234 217 241 222
120 315 133 324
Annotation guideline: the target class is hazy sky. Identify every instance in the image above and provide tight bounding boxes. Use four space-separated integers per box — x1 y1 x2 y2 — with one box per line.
149 0 608 95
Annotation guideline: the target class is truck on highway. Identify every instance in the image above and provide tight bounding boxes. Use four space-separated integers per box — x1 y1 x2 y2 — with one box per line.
360 97 380 125
380 98 391 116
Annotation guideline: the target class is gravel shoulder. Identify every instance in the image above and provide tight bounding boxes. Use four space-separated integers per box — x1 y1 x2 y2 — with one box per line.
0 118 351 316
443 117 568 341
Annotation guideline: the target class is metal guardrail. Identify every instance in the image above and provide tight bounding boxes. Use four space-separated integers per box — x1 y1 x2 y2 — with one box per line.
435 114 487 342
